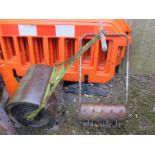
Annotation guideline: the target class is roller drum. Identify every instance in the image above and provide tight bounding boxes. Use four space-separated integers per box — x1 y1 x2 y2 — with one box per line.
6 64 63 128
79 103 127 122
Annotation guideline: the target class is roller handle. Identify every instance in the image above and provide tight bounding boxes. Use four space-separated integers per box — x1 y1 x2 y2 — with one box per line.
99 22 107 52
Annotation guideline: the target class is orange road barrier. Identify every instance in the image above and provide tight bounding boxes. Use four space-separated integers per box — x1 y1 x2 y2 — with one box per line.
0 20 132 96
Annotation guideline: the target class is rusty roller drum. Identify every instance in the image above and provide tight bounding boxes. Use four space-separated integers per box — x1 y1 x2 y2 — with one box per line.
6 64 63 128
79 103 127 122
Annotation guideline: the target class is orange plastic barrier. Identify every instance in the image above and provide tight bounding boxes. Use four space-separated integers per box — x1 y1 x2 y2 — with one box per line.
0 20 132 96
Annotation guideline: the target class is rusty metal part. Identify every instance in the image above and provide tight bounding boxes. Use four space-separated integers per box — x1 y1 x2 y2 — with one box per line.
79 103 127 122
6 64 63 128
0 105 16 134
81 120 121 128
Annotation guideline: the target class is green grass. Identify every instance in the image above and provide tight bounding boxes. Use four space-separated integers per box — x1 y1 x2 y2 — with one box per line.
50 75 155 135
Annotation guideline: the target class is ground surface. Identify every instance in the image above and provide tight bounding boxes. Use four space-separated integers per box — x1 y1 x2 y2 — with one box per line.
50 74 155 135
1 74 155 135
